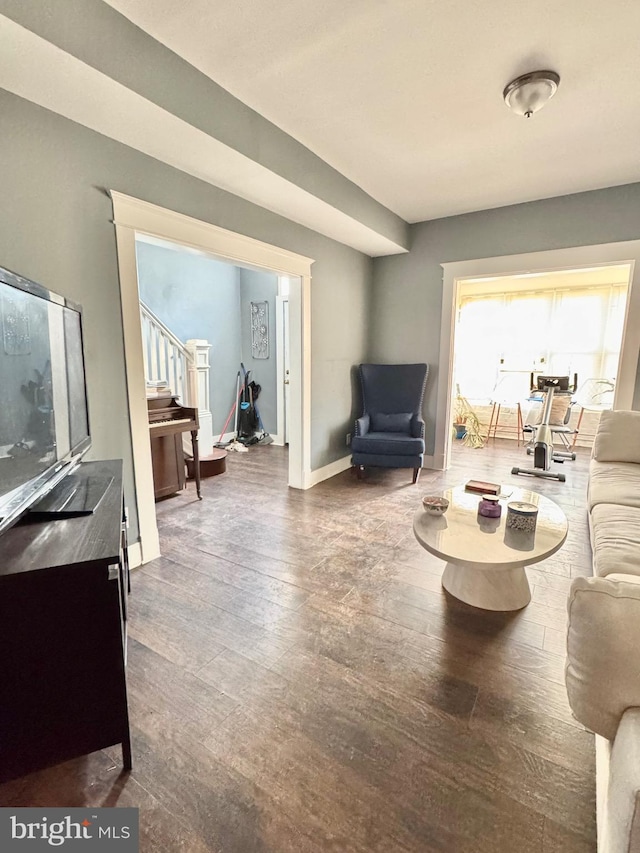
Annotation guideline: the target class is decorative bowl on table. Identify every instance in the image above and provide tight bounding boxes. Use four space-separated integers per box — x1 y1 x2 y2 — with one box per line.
422 495 449 515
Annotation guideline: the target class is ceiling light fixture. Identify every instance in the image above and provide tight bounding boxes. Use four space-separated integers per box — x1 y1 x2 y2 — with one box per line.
503 70 560 118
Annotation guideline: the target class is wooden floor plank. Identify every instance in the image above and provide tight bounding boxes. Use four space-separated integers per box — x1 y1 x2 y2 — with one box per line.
0 439 597 851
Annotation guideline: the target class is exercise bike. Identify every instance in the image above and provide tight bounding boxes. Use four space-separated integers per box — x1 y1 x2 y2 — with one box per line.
511 374 577 483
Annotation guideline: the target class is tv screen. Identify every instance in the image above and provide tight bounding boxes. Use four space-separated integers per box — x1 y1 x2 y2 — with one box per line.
0 266 90 534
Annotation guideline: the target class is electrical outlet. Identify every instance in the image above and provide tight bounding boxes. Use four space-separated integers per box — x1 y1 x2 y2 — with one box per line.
346 432 351 446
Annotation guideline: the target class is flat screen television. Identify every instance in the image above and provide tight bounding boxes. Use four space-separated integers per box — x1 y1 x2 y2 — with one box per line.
0 265 91 535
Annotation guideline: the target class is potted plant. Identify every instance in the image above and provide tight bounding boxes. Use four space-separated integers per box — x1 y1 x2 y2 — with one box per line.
452 386 486 448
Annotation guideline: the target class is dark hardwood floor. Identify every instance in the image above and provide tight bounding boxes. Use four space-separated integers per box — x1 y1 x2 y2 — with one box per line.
0 440 596 852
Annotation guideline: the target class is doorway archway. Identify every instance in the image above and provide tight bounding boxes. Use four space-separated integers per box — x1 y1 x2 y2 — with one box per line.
111 192 313 565
438 241 640 471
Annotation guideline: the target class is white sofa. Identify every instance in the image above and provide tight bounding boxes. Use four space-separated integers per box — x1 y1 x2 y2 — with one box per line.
566 409 640 853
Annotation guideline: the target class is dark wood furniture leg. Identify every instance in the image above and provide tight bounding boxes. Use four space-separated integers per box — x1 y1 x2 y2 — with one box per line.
191 429 202 500
122 733 133 771
413 467 421 484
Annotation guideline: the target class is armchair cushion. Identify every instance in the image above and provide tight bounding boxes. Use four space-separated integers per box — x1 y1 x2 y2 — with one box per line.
351 432 424 456
370 412 412 433
411 415 425 439
355 414 370 437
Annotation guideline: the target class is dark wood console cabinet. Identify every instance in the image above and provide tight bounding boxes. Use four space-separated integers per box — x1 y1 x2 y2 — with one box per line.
0 459 131 783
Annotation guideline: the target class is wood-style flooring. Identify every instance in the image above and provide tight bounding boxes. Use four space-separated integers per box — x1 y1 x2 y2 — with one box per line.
0 440 597 852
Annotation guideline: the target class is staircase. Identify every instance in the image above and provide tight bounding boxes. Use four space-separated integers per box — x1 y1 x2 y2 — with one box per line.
140 301 213 453
140 301 196 405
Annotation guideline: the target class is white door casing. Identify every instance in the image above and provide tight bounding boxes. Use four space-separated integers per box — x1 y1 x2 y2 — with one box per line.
110 192 313 564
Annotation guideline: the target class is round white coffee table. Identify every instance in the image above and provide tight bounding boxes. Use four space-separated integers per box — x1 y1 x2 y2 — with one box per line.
413 486 568 611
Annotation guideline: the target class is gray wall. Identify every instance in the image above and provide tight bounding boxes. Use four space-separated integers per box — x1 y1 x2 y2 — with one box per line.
371 183 640 455
136 244 281 437
0 89 372 541
239 269 279 436
136 241 241 436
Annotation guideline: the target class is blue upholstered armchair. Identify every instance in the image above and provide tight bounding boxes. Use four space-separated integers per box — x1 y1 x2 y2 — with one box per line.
351 363 429 484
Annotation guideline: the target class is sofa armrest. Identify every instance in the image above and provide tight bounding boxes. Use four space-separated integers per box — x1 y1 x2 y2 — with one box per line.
355 415 370 437
594 410 640 463
411 414 425 439
603 708 640 853
566 576 640 741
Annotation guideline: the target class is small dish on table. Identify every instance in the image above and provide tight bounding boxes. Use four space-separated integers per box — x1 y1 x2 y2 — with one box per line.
422 496 449 515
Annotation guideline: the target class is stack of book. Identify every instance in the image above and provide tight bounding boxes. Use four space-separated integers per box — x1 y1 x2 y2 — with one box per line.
146 380 171 399
465 479 500 496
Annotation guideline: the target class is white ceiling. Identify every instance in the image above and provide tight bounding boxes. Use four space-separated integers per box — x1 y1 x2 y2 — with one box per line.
0 15 404 256
105 0 640 222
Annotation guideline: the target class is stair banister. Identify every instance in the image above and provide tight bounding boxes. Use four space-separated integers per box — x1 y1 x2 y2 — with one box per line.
139 302 213 454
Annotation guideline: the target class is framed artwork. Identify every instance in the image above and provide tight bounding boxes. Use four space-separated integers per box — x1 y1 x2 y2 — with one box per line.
251 301 269 359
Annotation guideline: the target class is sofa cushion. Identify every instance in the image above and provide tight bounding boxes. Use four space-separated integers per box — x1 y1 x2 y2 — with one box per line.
370 412 412 433
351 432 425 456
588 459 640 510
604 573 640 585
603 708 640 853
590 503 640 578
566 576 640 741
594 409 640 464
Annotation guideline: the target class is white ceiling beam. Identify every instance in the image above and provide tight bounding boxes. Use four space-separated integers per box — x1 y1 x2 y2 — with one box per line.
0 14 408 257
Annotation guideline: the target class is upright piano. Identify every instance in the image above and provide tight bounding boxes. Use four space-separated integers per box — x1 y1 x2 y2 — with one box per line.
147 394 202 500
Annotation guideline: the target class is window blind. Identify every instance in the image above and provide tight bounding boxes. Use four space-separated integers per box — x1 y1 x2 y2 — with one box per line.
454 283 627 401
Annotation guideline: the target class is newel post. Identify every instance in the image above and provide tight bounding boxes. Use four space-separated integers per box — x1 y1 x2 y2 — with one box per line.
185 339 213 456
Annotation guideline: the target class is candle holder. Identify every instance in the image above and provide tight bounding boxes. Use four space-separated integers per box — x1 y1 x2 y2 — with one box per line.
506 501 538 534
504 526 535 551
478 494 502 518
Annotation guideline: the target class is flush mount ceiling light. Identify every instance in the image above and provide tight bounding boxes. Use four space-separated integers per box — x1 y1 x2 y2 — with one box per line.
503 70 560 118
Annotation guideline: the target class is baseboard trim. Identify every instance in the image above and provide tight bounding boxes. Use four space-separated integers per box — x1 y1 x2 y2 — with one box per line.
304 454 441 488
304 455 353 488
128 540 143 568
212 430 235 446
423 453 442 470
214 430 285 447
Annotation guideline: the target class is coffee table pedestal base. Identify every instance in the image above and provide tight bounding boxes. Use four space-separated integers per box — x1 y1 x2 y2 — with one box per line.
441 562 531 611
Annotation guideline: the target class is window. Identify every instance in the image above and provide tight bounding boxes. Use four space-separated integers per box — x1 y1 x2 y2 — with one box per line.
454 282 628 402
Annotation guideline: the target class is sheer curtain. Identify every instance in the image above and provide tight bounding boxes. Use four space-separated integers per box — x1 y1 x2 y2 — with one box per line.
454 284 628 402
